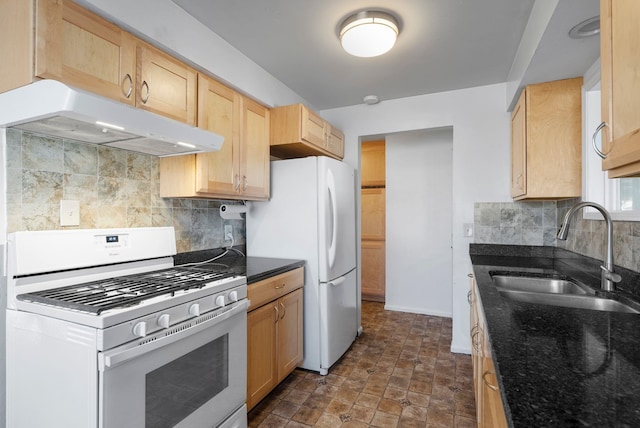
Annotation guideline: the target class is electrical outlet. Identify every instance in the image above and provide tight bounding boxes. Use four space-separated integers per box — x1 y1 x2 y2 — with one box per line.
224 224 233 241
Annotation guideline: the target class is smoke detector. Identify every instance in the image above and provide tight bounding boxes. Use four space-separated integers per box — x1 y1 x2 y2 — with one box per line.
363 95 380 105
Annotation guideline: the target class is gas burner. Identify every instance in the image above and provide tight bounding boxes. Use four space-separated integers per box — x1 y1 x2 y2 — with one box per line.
17 266 237 315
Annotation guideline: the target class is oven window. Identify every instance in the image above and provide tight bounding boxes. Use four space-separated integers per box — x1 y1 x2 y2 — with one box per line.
145 334 229 428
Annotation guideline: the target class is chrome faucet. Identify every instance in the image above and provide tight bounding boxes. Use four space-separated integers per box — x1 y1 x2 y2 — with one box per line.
556 201 622 291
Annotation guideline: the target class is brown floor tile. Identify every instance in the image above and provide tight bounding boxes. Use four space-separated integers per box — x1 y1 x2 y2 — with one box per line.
356 392 381 409
291 406 322 425
248 301 476 428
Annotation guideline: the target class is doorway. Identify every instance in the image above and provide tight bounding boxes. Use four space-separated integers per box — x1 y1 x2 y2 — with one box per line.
360 140 386 302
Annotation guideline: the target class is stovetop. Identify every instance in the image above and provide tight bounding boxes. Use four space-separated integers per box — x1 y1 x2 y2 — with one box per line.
17 266 237 315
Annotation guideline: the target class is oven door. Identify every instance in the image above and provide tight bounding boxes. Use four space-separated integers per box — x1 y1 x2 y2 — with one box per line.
98 301 249 428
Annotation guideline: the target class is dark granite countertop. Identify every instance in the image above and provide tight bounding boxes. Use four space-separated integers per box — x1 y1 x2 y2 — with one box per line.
174 248 304 284
469 244 640 427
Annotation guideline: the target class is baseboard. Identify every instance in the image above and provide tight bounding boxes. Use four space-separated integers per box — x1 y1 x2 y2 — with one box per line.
383 304 452 318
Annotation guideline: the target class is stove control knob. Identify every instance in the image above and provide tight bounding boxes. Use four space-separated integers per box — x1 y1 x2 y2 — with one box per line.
133 321 147 338
157 314 171 328
215 295 226 307
228 290 239 302
189 303 201 317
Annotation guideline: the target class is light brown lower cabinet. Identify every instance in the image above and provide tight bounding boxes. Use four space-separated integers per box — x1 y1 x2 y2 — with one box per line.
246 268 304 411
469 274 507 428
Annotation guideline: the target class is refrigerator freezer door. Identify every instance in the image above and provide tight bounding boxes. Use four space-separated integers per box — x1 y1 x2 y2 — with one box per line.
317 157 356 282
319 268 357 373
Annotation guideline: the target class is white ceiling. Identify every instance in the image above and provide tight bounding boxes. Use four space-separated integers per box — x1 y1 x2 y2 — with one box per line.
172 0 600 110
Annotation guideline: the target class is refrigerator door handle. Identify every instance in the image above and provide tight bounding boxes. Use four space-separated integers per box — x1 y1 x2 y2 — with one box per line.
329 276 346 287
327 170 338 269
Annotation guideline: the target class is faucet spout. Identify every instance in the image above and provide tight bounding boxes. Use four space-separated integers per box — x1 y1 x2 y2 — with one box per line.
556 202 620 291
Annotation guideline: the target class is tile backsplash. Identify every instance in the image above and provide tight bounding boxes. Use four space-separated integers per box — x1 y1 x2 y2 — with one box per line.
5 129 245 253
475 199 640 273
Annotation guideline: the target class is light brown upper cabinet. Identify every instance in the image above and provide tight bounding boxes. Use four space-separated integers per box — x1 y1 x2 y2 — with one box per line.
599 0 640 178
510 77 583 200
159 75 270 200
2 0 198 126
136 42 197 125
361 141 386 187
270 104 344 160
2 0 136 102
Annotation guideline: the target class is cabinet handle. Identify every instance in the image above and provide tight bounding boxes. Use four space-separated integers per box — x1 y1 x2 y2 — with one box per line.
467 290 472 304
468 273 474 278
141 80 150 104
592 121 608 159
274 305 279 323
234 174 240 191
280 301 286 319
472 328 482 352
483 372 499 391
243 175 248 191
274 283 286 290
122 73 133 98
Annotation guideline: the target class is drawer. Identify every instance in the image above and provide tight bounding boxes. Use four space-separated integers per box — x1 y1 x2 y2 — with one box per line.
248 267 304 311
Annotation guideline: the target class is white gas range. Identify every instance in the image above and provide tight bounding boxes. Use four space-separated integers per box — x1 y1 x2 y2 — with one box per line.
6 227 248 428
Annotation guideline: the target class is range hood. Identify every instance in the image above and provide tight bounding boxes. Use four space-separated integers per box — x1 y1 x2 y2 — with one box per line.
0 80 224 157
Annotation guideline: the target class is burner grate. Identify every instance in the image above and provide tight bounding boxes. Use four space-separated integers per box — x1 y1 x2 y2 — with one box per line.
17 267 235 314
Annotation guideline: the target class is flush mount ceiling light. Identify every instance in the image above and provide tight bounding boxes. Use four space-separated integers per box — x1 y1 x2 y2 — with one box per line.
569 16 600 39
339 10 399 58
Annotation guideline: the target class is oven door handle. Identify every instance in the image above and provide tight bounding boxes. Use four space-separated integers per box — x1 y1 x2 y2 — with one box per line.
99 300 249 371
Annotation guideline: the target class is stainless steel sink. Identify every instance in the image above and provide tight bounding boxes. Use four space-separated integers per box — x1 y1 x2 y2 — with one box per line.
492 275 589 295
497 290 640 314
491 274 640 314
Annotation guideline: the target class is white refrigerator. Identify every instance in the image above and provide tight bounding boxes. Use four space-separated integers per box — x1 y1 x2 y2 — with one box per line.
247 156 357 375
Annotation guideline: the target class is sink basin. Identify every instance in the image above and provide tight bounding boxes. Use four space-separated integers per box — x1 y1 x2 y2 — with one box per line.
492 275 589 295
497 290 640 314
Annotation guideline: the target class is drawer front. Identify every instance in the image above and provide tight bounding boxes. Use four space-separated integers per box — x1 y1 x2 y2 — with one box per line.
248 267 303 310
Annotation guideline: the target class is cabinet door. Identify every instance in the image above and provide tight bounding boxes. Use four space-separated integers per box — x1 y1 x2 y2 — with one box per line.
481 353 508 428
361 141 386 187
361 241 385 301
301 107 326 148
277 289 303 383
510 90 526 198
600 0 640 177
326 125 345 159
247 303 278 410
361 188 385 240
136 42 197 125
240 97 270 200
195 74 240 196
35 0 136 104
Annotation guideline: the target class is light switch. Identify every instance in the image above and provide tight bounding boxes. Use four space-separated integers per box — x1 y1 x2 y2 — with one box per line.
60 200 80 226
463 223 474 238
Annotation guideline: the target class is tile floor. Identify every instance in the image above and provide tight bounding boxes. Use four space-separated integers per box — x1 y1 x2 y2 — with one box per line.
248 301 477 428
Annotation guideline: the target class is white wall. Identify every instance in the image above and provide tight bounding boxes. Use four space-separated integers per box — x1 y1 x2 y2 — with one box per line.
385 129 453 316
321 83 512 353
